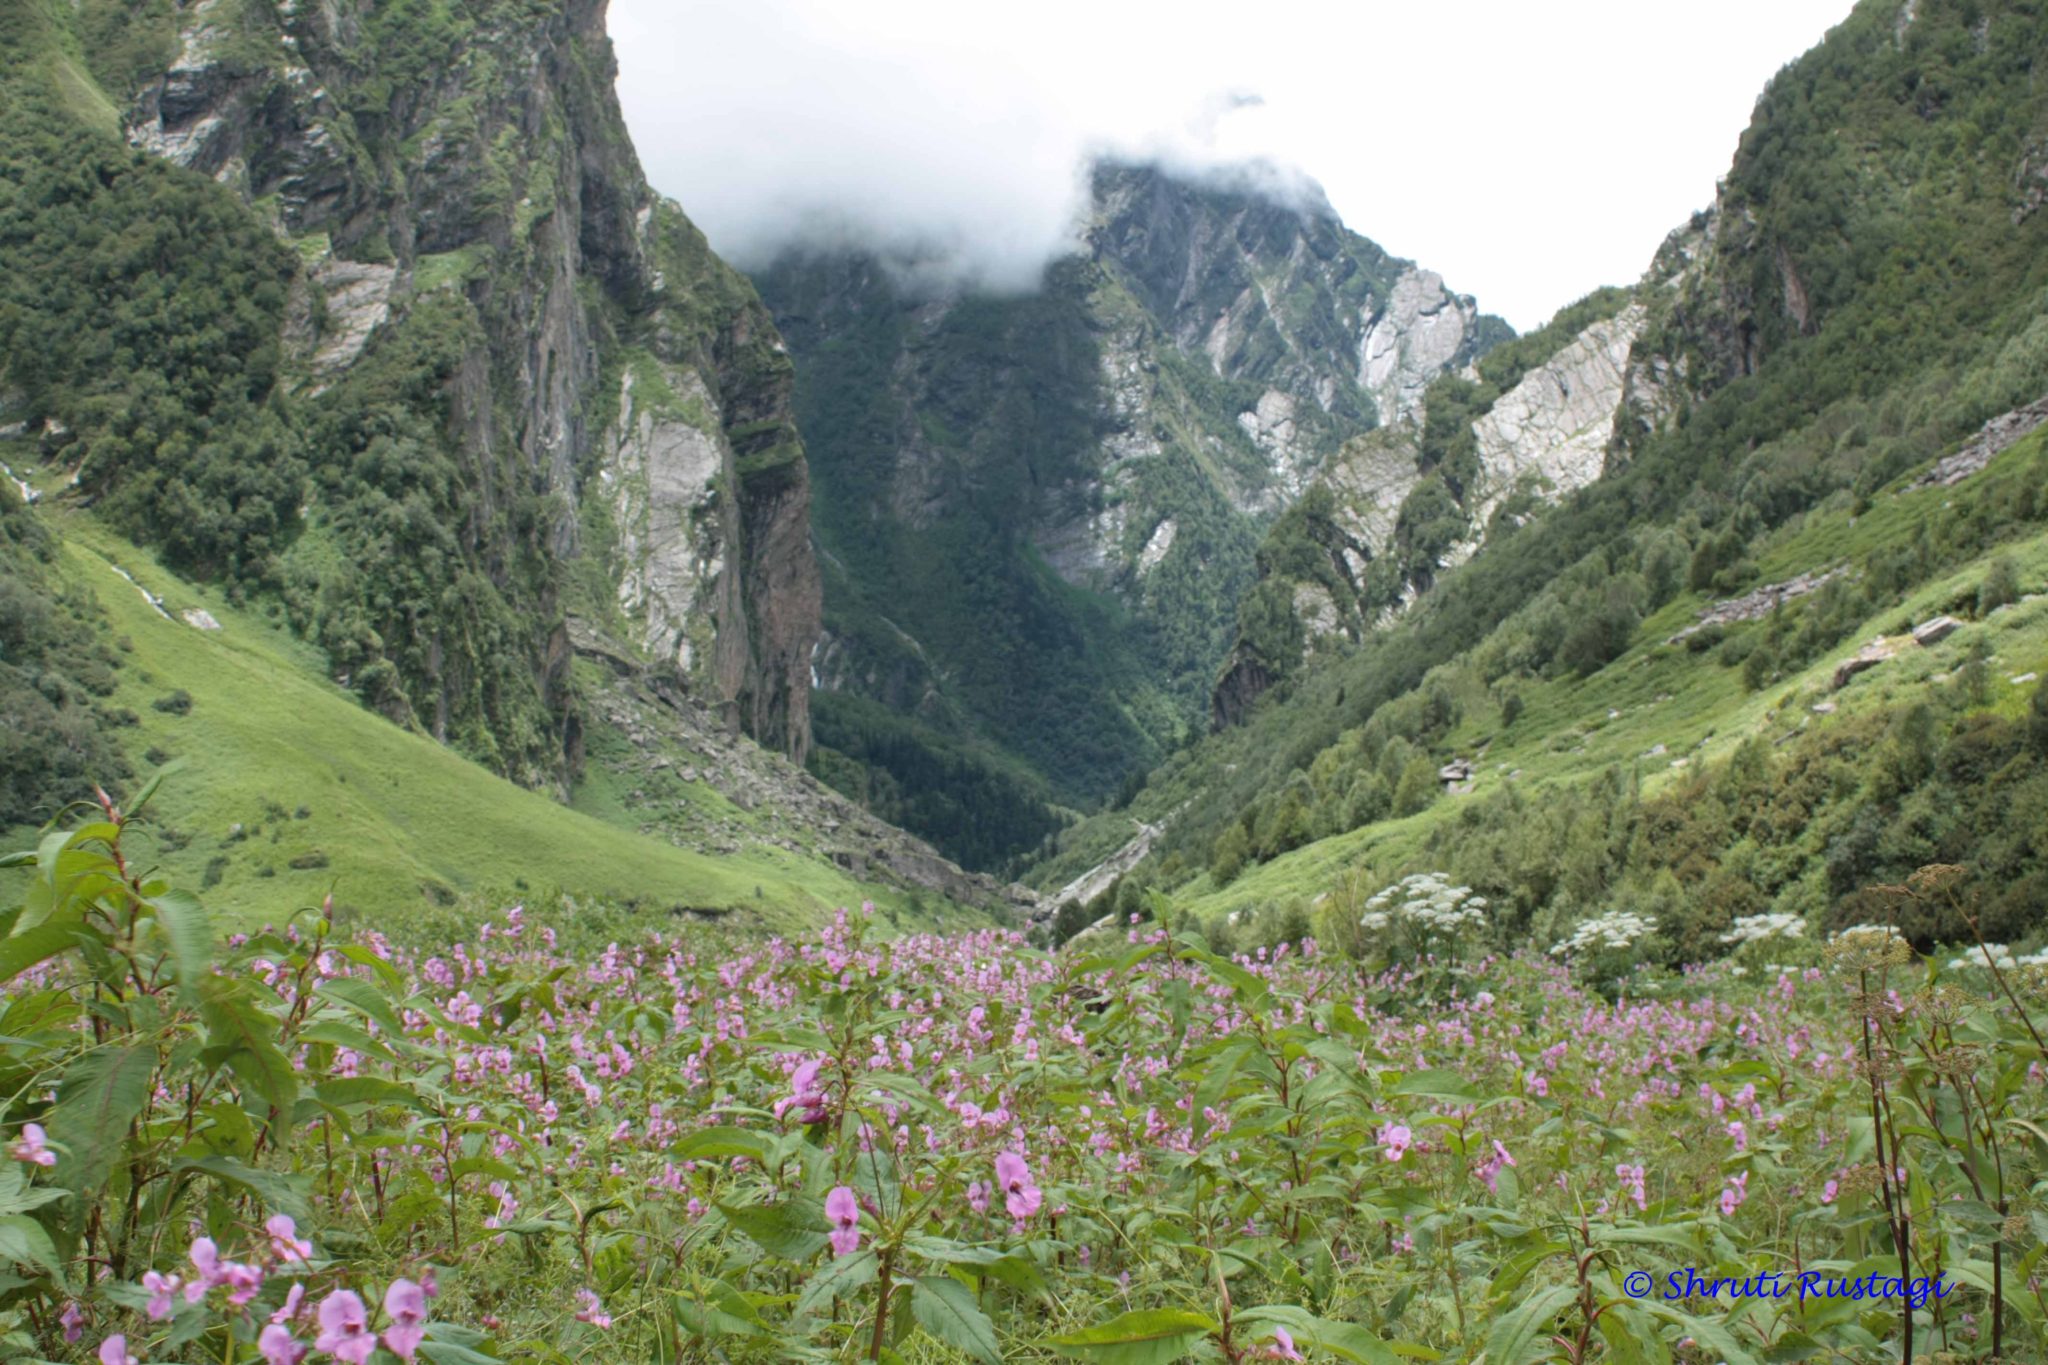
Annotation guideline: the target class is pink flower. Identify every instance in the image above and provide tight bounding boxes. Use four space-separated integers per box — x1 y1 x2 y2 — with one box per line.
98 1335 138 1365
965 1181 990 1215
825 1185 863 1256
1616 1163 1647 1211
11 1123 56 1168
1821 1179 1839 1204
574 1288 612 1329
315 1289 377 1365
774 1059 831 1124
142 1270 182 1320
1492 1139 1516 1167
186 1237 224 1302
383 1279 429 1361
1260 1327 1304 1360
1719 1170 1749 1218
1379 1124 1413 1162
272 1283 305 1325
257 1324 306 1365
59 1302 84 1341
266 1215 312 1264
224 1261 265 1307
995 1152 1041 1219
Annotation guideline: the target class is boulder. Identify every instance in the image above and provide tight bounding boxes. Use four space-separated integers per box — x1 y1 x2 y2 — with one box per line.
1911 616 1960 646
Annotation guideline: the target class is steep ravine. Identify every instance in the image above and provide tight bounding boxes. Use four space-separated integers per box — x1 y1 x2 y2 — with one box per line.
756 160 1508 864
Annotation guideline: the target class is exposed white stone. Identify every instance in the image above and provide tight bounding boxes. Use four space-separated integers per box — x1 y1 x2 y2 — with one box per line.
607 366 729 674
1293 582 1340 643
1236 389 1311 494
310 260 398 378
1467 306 1644 527
1137 518 1177 575
1359 268 1478 421
182 608 222 631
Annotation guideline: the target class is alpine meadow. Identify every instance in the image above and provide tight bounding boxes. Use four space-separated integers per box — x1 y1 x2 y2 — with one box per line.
2 0 2047 1363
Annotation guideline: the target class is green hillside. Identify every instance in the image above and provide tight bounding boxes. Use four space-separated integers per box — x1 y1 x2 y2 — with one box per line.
1038 0 2048 956
1170 432 2048 946
0 488 959 931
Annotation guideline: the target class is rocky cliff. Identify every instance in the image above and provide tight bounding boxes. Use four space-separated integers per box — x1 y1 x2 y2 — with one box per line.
755 160 1505 860
109 0 818 778
1210 289 1644 726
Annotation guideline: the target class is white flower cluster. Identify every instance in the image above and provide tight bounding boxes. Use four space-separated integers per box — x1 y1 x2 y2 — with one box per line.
1551 909 1658 957
1945 944 2048 971
1830 923 1907 946
1360 872 1489 935
1721 913 1808 946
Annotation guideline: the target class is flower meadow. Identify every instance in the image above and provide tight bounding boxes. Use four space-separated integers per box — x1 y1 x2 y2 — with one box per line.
0 794 2044 1364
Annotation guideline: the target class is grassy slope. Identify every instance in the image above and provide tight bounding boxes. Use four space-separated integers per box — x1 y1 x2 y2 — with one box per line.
0 492 960 932
1172 436 2048 921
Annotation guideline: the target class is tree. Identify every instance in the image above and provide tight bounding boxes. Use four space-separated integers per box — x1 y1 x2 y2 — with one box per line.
1210 824 1250 887
1393 754 1438 818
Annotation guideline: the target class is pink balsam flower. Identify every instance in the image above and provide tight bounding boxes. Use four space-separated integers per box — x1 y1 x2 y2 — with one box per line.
383 1278 429 1361
98 1335 139 1365
1379 1124 1413 1162
142 1271 181 1321
315 1289 377 1365
575 1288 612 1329
995 1152 1041 1219
825 1185 863 1255
1260 1327 1305 1361
257 1323 306 1365
266 1215 312 1264
11 1123 56 1168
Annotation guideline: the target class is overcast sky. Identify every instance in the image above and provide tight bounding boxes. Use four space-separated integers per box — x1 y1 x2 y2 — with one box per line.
610 0 1851 333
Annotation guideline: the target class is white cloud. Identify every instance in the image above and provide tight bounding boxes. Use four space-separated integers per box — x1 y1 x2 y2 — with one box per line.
610 0 1850 330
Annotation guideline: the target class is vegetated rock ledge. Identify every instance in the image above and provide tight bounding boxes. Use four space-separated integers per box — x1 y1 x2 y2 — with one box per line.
1913 393 2048 489
1667 566 1850 643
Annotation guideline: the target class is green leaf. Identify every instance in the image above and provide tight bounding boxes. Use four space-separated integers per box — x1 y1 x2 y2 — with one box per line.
1048 1308 1217 1365
0 1168 65 1218
718 1200 829 1260
1591 1224 1702 1252
912 1275 1002 1365
173 1156 312 1221
418 1343 502 1365
49 1043 156 1194
201 984 298 1119
1390 1069 1481 1105
796 1249 877 1316
124 766 173 818
1481 1283 1576 1365
1634 1302 1759 1365
314 1077 430 1113
0 923 81 985
145 890 212 1000
316 977 406 1038
1191 1042 1253 1145
0 1215 61 1280
1236 1308 1401 1365
670 1126 775 1162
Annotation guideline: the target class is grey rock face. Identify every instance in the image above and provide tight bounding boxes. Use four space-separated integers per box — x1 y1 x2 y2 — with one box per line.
1359 268 1487 423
